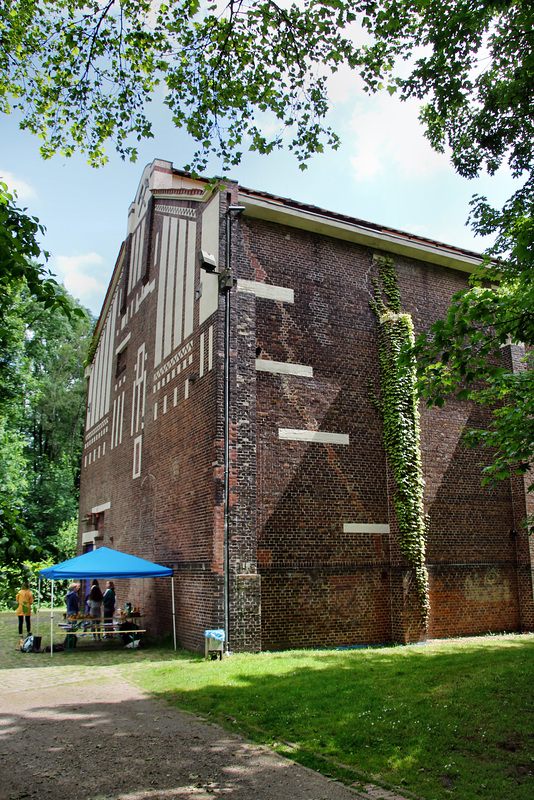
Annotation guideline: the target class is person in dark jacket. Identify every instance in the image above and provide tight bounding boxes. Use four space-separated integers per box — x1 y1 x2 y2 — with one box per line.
65 583 80 616
64 583 80 649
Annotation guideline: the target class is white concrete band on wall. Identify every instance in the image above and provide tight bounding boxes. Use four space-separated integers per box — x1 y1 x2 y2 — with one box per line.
91 502 111 514
343 523 390 534
278 429 350 445
238 279 294 304
115 332 131 355
256 359 313 377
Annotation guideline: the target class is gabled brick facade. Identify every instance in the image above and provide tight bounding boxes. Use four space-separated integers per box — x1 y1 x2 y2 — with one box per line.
78 158 534 652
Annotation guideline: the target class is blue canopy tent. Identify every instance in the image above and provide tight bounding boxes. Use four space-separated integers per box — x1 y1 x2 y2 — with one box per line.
39 547 175 655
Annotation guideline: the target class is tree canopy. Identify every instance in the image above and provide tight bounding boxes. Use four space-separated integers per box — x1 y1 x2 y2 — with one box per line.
0 183 80 318
1 0 354 170
2 0 534 512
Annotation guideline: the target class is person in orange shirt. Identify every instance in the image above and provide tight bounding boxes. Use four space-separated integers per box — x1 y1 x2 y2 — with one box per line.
15 583 34 636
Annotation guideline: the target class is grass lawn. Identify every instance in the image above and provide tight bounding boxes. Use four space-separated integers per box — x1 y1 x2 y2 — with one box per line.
2 611 533 799
127 634 534 800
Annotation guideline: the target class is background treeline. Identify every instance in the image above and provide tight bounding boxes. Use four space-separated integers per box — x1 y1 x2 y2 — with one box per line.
1 269 95 606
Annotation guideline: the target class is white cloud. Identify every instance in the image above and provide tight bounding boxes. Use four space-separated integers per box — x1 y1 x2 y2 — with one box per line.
348 94 450 181
0 170 38 201
52 252 108 314
327 64 366 105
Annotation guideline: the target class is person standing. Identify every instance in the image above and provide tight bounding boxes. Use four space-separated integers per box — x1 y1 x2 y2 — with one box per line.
64 583 80 649
87 580 104 640
102 580 116 637
15 583 34 636
65 583 80 616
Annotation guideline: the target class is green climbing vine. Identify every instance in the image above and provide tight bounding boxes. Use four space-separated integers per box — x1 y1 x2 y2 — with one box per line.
371 255 430 618
84 332 99 368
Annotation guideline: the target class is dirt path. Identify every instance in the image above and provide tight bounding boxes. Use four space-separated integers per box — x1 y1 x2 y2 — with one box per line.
0 666 413 800
0 613 411 800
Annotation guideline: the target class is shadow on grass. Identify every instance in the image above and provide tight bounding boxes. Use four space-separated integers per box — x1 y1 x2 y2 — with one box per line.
137 635 534 800
2 611 533 800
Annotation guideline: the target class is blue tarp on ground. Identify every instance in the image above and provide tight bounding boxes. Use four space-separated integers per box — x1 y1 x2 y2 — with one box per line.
40 546 173 579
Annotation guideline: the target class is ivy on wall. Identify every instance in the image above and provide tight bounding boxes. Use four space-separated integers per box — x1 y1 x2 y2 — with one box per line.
371 255 430 618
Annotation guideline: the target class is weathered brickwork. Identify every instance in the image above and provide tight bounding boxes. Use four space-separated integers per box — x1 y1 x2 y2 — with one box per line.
78 159 534 653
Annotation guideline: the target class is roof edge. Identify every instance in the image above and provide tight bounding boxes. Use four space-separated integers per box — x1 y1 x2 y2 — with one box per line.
238 190 483 273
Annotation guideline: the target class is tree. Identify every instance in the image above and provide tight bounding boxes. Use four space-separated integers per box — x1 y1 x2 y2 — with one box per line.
353 0 534 510
409 264 534 502
22 292 94 552
0 285 41 594
2 0 534 495
0 176 89 585
0 182 79 319
0 281 93 603
1 0 353 170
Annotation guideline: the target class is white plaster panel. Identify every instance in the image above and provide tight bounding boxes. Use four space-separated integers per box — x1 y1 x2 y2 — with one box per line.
104 297 117 417
184 220 197 339
199 195 220 325
111 397 118 449
154 215 170 367
238 279 294 304
91 502 111 514
174 218 186 348
132 343 146 436
92 324 104 425
256 359 313 377
118 391 124 445
87 295 116 431
278 429 350 445
133 435 143 479
199 332 205 378
208 325 214 371
96 315 107 423
164 216 178 360
343 523 390 534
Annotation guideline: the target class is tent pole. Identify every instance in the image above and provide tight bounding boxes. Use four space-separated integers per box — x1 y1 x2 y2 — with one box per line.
171 576 176 651
50 580 54 657
37 577 41 635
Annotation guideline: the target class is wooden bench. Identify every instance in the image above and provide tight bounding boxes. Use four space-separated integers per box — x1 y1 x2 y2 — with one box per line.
59 624 146 650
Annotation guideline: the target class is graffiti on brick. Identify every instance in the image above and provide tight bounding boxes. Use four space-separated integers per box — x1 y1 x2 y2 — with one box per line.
465 568 510 604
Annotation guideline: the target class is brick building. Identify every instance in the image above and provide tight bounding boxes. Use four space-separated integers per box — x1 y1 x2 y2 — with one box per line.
78 158 534 652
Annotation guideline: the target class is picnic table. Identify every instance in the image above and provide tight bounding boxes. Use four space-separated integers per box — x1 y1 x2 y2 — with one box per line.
58 615 146 650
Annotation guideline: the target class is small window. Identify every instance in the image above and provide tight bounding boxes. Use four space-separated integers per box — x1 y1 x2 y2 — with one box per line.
116 347 127 378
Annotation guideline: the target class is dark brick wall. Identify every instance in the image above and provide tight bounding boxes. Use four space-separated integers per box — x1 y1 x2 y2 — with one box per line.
232 215 532 648
79 178 534 652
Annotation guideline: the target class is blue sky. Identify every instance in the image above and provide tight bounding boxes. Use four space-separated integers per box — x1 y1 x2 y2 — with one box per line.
1 70 518 318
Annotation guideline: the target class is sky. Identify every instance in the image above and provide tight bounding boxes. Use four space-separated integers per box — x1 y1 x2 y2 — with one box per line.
1 66 519 319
